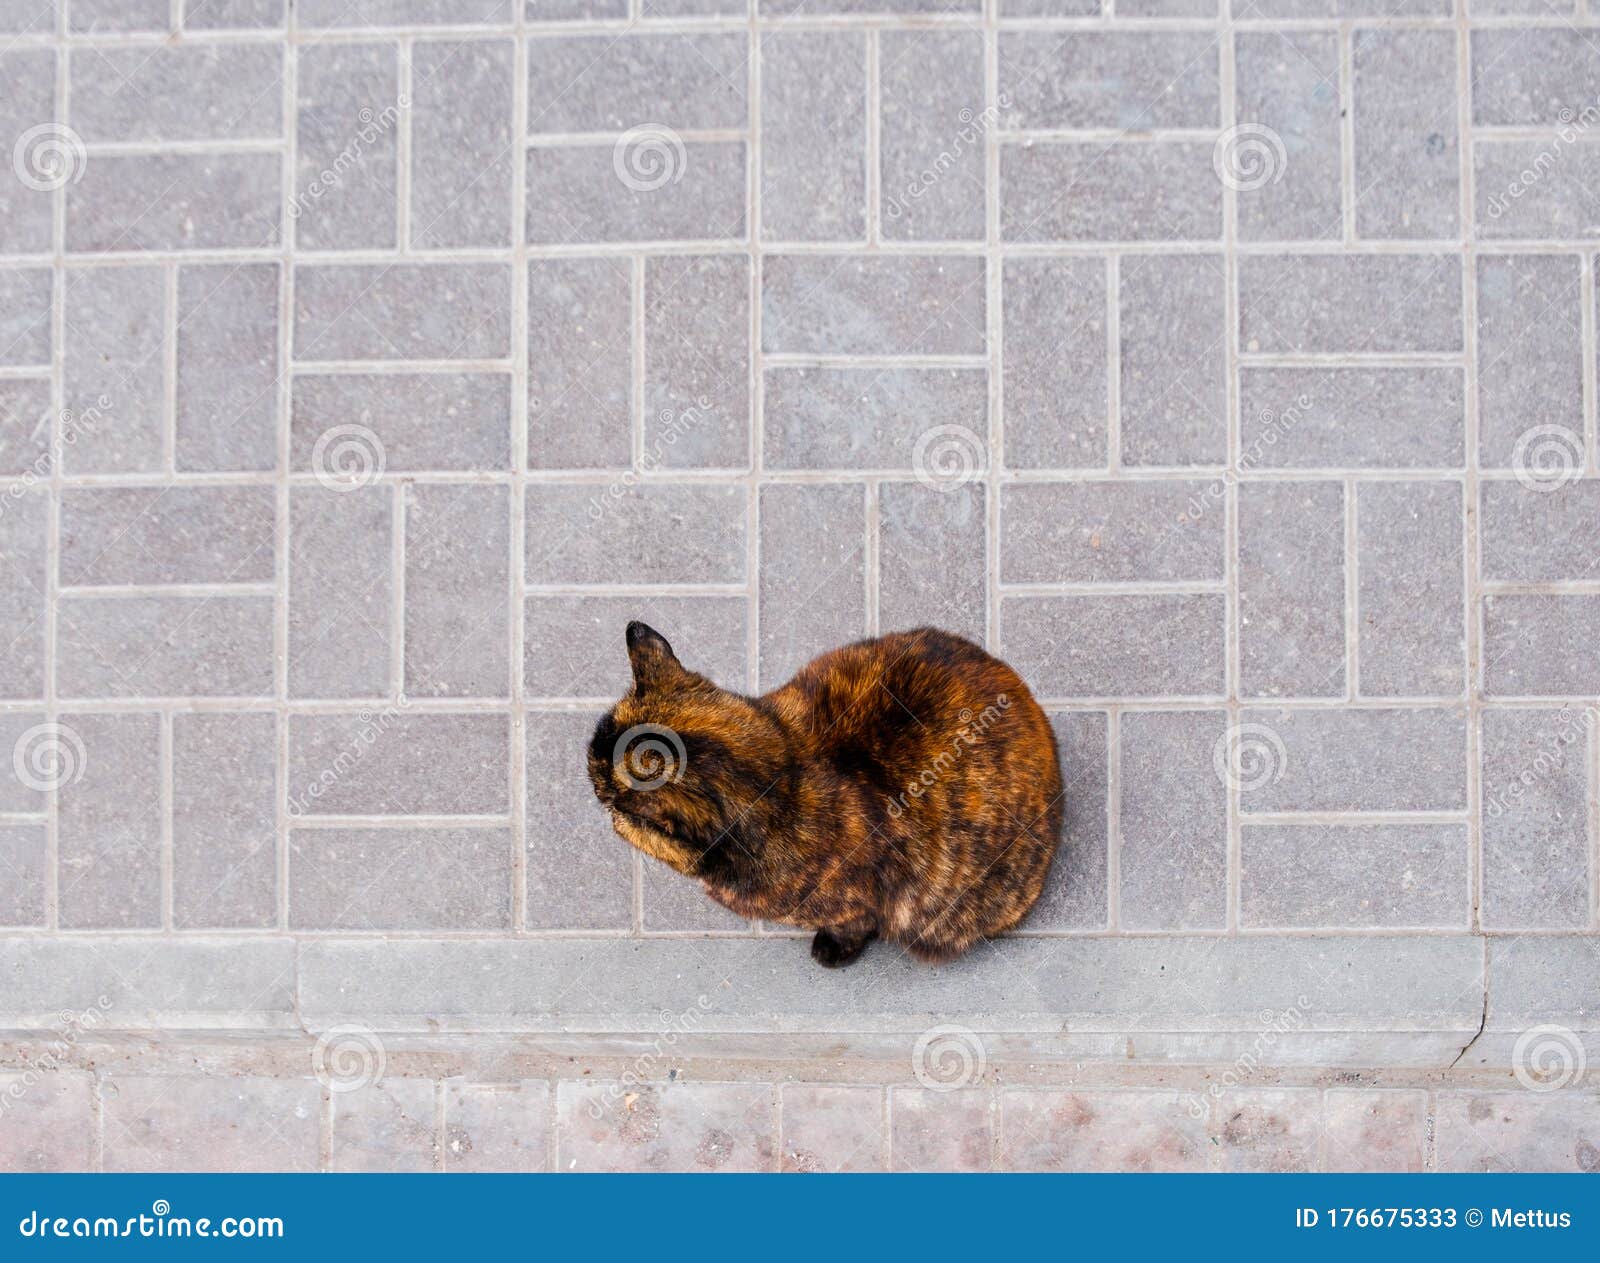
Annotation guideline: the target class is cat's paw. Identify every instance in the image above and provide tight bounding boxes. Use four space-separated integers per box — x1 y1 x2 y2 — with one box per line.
810 928 872 968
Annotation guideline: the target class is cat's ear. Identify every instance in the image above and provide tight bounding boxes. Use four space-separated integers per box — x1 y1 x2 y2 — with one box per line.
626 620 680 687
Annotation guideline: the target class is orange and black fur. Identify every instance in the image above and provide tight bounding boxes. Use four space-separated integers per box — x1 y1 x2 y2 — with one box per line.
587 622 1063 967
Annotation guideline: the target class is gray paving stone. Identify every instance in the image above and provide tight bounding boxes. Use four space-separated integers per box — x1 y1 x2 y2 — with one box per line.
1480 707 1593 929
291 827 513 930
1472 30 1600 125
1234 32 1342 242
780 1083 884 1171
1240 823 1468 928
880 31 984 242
70 44 282 143
999 32 1221 130
1215 1088 1321 1172
0 825 45 925
59 486 276 587
67 154 280 251
642 854 746 931
526 483 746 585
1435 1093 1600 1173
0 1073 93 1171
1001 141 1221 242
288 713 510 817
1476 254 1583 469
56 595 275 699
763 255 984 356
1119 254 1227 467
1239 254 1462 353
1119 711 1227 931
172 712 277 930
524 593 748 698
301 0 513 22
105 1077 321 1173
1002 1089 1210 1171
411 39 515 249
1486 935 1600 1027
761 32 865 242
184 0 286 25
1321 1089 1427 1172
70 0 166 25
55 713 161 929
0 0 57 33
1236 707 1468 812
1351 30 1459 240
0 712 47 812
643 0 743 12
294 373 512 473
762 0 977 14
0 269 50 368
1000 0 1097 14
403 484 510 698
0 491 46 698
1001 595 1226 698
331 1079 437 1173
1475 142 1600 239
61 265 163 474
294 263 510 361
527 142 746 244
1238 367 1464 469
890 1087 992 1172
1029 710 1107 930
1237 0 1448 13
1356 480 1464 697
1481 479 1600 582
878 480 986 645
295 43 400 251
1238 481 1345 698
530 34 746 133
445 1082 551 1172
529 257 632 470
527 709 633 930
176 263 281 472
0 937 295 1028
0 381 51 477
558 1080 776 1172
288 486 392 700
1001 256 1107 469
644 254 749 469
1001 481 1224 583
758 483 865 688
0 51 56 254
1483 595 1600 696
765 367 986 470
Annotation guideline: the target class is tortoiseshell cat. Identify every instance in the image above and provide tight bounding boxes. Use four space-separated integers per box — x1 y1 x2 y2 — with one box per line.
587 622 1062 967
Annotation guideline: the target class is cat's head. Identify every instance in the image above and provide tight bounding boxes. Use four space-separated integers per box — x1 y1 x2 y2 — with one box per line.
587 621 786 876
